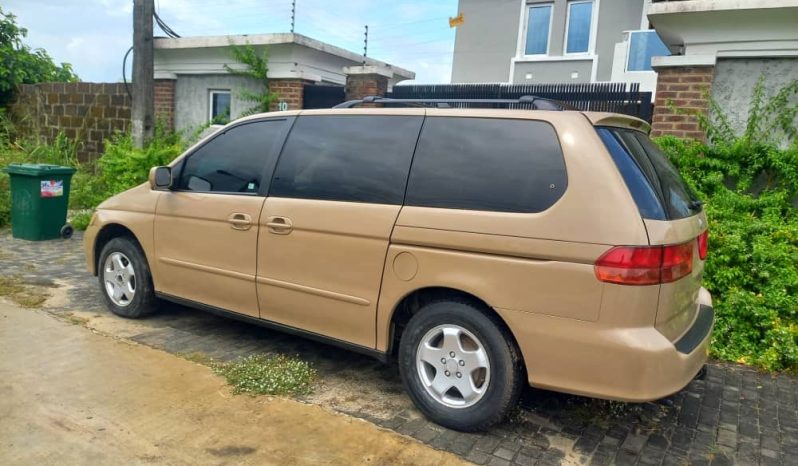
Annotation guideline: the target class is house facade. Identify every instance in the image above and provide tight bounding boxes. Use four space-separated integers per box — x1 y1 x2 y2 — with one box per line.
451 0 669 91
153 33 414 132
647 0 798 139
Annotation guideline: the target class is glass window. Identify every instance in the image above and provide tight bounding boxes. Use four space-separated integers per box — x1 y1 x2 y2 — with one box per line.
177 119 289 194
598 127 701 220
627 30 671 72
525 5 552 55
406 117 567 213
565 1 593 54
210 90 231 124
270 115 423 204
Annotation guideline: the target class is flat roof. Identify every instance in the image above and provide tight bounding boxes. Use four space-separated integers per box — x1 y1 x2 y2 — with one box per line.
154 32 415 81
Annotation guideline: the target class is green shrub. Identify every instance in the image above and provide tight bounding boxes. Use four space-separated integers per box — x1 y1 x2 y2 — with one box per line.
213 354 317 396
655 77 798 372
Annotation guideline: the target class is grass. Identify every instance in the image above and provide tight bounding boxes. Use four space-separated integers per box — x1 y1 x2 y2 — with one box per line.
0 275 50 307
213 354 317 396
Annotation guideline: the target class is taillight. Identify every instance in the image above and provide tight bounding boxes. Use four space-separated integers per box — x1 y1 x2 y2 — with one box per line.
697 230 708 260
595 241 694 286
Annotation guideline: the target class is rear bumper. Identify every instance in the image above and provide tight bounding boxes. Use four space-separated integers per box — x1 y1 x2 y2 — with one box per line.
497 289 714 402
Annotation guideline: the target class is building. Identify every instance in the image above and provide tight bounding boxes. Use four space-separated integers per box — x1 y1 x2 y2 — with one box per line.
153 33 414 132
450 0 669 91
647 0 798 139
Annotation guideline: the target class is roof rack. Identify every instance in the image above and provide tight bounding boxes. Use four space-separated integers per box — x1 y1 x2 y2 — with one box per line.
333 95 577 111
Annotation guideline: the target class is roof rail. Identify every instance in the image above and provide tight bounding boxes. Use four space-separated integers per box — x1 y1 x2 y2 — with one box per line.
332 95 576 111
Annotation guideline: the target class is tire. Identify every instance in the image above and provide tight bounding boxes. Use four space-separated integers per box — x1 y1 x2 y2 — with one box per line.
398 299 524 432
98 237 158 318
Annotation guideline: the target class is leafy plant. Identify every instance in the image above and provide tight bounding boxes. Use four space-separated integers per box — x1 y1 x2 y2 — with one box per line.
224 42 280 116
0 7 78 107
655 77 798 372
213 354 317 396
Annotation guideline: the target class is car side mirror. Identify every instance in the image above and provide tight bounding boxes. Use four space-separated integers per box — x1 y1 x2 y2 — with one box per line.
149 166 172 190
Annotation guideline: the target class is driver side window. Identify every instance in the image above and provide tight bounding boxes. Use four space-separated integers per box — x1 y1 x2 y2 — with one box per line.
176 120 288 194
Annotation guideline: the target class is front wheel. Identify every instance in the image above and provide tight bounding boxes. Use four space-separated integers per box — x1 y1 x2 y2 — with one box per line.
98 237 158 318
398 299 524 431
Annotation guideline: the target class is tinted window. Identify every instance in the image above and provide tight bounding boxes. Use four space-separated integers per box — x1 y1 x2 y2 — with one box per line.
177 119 289 194
598 127 701 220
270 115 422 204
406 117 567 213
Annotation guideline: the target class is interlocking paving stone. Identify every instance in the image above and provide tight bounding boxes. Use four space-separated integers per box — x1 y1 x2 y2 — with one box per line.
2 230 797 466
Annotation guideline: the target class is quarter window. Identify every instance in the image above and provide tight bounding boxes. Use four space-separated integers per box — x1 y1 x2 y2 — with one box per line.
209 90 231 124
176 119 289 194
270 115 423 204
565 1 593 54
524 4 553 56
406 117 567 213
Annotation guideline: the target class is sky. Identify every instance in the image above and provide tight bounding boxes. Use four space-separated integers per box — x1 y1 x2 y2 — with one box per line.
4 0 459 84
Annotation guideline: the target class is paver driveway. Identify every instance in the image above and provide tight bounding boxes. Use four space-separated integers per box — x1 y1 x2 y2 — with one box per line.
0 231 796 465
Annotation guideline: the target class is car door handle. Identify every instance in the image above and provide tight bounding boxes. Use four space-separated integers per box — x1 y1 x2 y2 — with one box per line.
265 216 293 235
228 213 252 230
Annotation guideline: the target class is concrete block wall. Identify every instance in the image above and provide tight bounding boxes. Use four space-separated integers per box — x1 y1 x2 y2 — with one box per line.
10 82 131 162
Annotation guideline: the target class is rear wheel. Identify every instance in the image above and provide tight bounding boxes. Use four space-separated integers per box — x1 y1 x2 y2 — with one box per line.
98 237 158 318
398 299 523 431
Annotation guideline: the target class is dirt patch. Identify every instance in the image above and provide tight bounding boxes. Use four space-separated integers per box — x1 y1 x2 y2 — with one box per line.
0 275 53 308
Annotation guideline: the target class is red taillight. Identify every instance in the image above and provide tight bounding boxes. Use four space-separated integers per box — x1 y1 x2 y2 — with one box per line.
595 241 694 286
697 230 708 260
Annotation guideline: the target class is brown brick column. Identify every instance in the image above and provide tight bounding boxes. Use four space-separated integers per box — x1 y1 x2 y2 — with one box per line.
268 79 312 111
154 79 176 131
343 66 391 103
650 65 715 140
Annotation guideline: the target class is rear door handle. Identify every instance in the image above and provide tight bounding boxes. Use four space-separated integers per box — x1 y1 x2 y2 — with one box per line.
228 213 252 230
265 216 293 235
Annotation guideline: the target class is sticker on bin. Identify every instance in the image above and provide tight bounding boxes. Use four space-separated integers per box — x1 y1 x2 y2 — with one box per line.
40 180 64 198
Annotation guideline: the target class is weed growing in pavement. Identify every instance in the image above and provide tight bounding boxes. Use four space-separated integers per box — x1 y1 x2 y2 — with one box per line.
213 354 317 396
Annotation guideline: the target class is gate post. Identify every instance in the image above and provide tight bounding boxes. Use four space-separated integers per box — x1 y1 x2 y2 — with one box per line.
343 65 391 103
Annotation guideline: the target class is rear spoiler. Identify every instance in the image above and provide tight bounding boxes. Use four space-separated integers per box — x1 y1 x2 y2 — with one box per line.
583 112 651 134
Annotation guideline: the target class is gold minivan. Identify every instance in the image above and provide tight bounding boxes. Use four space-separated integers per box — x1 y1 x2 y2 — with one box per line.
84 101 713 431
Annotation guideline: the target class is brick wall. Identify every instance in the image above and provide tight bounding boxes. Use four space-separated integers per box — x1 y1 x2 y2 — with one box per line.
268 79 312 111
650 66 715 140
345 73 389 103
10 82 131 162
154 79 175 131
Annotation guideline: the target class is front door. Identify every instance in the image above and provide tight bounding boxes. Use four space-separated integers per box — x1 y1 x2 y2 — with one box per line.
257 113 424 347
154 118 293 317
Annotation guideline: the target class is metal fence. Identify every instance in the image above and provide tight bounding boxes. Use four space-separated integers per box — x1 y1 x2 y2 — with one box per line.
303 84 345 109
388 82 653 122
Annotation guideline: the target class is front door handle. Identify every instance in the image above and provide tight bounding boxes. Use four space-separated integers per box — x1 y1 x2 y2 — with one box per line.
265 216 293 235
228 213 252 230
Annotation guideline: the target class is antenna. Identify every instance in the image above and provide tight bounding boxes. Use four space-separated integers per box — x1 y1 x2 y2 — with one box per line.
363 24 368 65
291 0 296 33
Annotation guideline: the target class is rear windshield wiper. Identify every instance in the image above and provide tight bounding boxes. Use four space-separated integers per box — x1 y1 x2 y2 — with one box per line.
689 200 704 210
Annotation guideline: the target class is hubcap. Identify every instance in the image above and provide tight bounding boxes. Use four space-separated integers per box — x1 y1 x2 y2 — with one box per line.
416 324 490 408
103 252 136 307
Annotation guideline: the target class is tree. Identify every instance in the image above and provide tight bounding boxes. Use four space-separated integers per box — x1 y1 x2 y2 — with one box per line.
224 42 279 116
0 7 79 106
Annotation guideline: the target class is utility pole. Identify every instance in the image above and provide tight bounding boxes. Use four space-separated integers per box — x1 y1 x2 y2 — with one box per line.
132 0 154 148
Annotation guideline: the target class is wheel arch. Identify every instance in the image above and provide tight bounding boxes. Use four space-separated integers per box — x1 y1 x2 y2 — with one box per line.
386 286 524 365
93 223 142 276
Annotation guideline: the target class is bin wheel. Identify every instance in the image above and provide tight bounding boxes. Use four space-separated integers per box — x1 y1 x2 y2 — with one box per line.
60 224 74 240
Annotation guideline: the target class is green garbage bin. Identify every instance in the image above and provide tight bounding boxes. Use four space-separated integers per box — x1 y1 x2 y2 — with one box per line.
3 163 76 241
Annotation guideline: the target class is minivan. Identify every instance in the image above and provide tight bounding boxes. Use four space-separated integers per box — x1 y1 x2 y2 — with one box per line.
84 101 713 432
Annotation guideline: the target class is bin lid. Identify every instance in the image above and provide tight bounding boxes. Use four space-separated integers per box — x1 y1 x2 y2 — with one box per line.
3 163 76 176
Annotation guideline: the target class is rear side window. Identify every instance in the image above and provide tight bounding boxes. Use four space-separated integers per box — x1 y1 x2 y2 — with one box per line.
176 119 289 194
270 115 423 204
406 117 567 213
597 127 701 220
